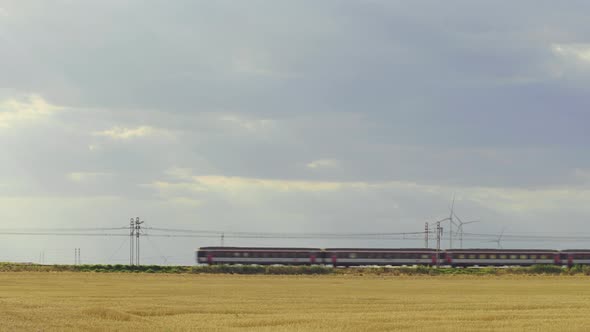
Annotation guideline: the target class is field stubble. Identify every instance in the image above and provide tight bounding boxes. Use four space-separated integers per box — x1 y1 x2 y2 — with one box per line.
0 273 589 331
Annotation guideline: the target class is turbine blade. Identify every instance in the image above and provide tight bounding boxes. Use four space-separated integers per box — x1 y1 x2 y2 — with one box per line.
453 212 464 225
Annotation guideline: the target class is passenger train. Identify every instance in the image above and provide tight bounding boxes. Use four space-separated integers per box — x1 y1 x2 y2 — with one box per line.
196 247 590 267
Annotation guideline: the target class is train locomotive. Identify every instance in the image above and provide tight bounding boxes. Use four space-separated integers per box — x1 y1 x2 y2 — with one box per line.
196 247 590 267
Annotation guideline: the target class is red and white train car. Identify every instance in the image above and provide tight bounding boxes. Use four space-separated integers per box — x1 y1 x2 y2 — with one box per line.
196 247 322 265
325 248 439 266
560 250 590 267
445 249 559 266
196 247 590 267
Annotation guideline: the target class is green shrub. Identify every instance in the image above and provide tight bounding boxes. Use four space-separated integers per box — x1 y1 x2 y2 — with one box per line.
528 265 564 275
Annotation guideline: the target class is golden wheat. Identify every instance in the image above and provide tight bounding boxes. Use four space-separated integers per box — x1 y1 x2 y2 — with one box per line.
0 273 589 331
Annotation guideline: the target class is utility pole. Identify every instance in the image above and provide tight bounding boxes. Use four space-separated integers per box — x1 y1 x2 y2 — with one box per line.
130 218 135 265
424 222 429 248
135 217 144 266
449 195 455 249
74 248 80 265
436 221 441 267
221 233 224 247
129 217 144 266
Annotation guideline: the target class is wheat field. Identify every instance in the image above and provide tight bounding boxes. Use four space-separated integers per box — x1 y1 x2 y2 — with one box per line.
1 273 590 331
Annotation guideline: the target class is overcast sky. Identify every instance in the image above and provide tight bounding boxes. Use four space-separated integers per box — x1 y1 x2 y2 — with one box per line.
1 1 590 264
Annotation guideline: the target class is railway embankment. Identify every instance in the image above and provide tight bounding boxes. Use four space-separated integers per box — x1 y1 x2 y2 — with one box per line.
2 262 590 275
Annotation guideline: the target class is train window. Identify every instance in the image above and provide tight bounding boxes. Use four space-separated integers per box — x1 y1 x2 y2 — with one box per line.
510 255 517 259
530 255 536 259
479 254 486 259
540 255 548 259
349 253 357 259
468 254 476 259
489 255 497 259
500 255 507 259
233 252 240 257
421 254 429 259
244 252 249 257
520 255 527 259
458 254 465 259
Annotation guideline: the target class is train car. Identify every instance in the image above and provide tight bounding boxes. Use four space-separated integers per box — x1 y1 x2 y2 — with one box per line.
445 249 560 267
196 247 590 267
196 247 323 265
324 248 439 267
560 250 590 267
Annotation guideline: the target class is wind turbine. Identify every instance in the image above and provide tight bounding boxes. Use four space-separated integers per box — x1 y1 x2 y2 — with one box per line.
489 228 505 249
453 212 481 249
449 195 456 249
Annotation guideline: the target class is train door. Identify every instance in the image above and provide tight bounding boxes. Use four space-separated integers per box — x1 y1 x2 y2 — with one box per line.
553 253 561 265
445 252 452 265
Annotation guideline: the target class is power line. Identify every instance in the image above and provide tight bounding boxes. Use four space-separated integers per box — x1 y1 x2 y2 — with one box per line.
0 232 128 236
6 226 590 243
146 227 425 237
0 227 128 231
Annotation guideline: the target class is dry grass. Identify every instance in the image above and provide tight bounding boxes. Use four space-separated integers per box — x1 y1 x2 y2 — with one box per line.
1 273 589 331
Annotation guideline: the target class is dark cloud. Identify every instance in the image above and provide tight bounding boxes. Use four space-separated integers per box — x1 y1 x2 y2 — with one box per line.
1 1 590 263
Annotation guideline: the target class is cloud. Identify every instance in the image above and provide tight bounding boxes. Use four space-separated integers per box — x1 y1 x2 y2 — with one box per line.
154 171 442 195
574 169 590 182
67 172 112 183
195 175 353 192
0 95 62 128
92 125 171 139
218 115 276 132
552 43 590 63
164 167 194 180
148 172 590 216
306 159 340 169
231 47 299 78
87 144 101 151
2 2 590 263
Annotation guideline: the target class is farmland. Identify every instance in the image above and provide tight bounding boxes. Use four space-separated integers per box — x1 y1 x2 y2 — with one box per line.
1 273 590 331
